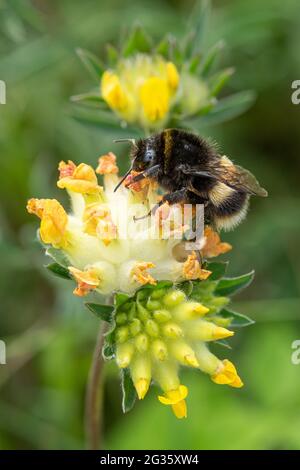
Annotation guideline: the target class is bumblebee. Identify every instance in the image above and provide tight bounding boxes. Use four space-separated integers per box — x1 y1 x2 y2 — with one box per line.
114 128 267 231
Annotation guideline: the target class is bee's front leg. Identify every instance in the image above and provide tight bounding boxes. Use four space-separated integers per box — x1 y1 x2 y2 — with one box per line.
133 188 188 221
126 164 160 186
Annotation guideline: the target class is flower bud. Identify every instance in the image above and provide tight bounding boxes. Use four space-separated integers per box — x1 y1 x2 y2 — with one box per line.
173 301 209 321
129 318 141 336
134 333 149 353
162 322 183 339
115 326 129 343
145 319 160 337
130 355 151 399
186 320 234 341
116 312 128 325
146 299 162 311
151 340 168 361
169 340 199 368
153 309 172 323
163 290 186 308
150 288 167 299
116 342 134 368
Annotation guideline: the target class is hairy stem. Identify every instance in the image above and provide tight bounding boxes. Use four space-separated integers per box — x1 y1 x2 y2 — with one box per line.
85 321 108 450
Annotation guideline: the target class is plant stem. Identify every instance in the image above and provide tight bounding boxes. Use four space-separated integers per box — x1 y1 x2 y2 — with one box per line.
85 321 107 450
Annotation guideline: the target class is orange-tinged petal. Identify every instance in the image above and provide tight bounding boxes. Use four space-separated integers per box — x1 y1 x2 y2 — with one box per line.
57 163 101 194
132 262 156 286
183 251 212 280
211 359 244 388
68 266 100 297
58 160 76 179
27 198 68 248
96 152 119 175
201 226 232 258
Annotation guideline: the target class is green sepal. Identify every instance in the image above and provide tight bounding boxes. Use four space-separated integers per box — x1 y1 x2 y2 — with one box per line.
155 35 171 58
198 40 224 77
106 43 119 66
121 368 137 413
70 92 107 108
215 271 255 296
218 308 255 328
85 303 114 322
115 292 131 308
76 48 104 81
188 0 211 55
45 262 72 280
204 261 229 280
123 25 153 57
45 246 69 268
209 67 235 97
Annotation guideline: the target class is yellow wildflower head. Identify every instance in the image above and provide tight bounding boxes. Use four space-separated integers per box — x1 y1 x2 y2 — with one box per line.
26 198 68 248
100 55 180 129
57 161 101 194
158 384 188 419
68 266 100 297
211 359 243 388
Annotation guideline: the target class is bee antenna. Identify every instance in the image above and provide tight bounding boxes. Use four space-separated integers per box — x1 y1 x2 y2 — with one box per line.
114 138 136 147
114 166 133 192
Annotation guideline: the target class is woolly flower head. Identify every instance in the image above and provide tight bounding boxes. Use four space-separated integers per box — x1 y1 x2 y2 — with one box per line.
26 151 254 419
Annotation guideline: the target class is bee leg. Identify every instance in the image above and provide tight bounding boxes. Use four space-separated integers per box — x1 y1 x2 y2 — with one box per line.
133 188 188 221
126 164 160 186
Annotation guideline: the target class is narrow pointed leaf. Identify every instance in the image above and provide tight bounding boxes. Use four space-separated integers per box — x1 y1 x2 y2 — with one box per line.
205 261 228 280
215 339 232 350
45 262 72 280
106 43 119 66
198 40 225 76
76 48 104 81
46 247 69 268
123 26 152 57
85 303 114 322
218 308 255 327
215 271 255 296
209 67 235 97
121 368 137 413
189 0 211 54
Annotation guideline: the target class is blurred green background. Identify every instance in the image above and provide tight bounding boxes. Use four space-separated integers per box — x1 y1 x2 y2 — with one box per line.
1 0 300 450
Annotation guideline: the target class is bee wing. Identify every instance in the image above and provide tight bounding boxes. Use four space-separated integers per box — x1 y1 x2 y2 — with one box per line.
221 164 268 197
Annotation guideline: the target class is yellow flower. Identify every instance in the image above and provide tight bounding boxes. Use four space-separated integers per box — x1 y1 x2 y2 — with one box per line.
131 262 157 286
139 77 170 123
202 226 232 258
211 359 243 388
100 55 180 128
158 384 188 419
95 152 118 175
26 198 68 248
183 251 212 280
68 266 100 297
101 71 128 111
57 161 101 194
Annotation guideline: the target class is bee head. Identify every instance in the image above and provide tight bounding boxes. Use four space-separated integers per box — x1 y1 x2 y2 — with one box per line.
131 137 157 171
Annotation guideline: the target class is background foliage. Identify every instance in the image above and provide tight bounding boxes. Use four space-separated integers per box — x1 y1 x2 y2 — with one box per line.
0 0 300 450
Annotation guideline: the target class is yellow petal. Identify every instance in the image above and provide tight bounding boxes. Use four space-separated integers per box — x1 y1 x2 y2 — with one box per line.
172 400 187 419
183 251 212 280
27 198 68 248
211 359 244 388
139 77 170 122
201 226 232 258
135 378 150 400
101 71 128 111
158 385 188 418
68 266 100 297
96 152 119 175
166 62 180 92
131 262 157 286
57 163 101 194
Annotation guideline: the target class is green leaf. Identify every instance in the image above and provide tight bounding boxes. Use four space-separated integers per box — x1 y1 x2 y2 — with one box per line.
84 303 114 322
45 262 71 280
177 280 193 297
70 92 106 108
198 40 225 76
218 308 255 327
215 339 232 350
205 261 228 280
138 280 173 292
155 35 171 58
188 0 211 55
115 292 131 308
76 48 104 81
46 247 69 268
209 67 235 97
121 368 137 413
102 339 115 360
123 26 152 57
106 43 119 66
215 271 255 296
186 90 256 127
